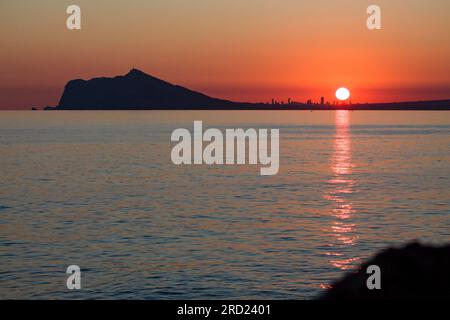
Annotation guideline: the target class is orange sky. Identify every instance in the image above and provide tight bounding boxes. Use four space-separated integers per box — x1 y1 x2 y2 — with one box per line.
1 0 449 108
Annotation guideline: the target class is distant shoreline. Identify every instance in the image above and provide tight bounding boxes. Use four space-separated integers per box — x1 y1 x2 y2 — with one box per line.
3 99 450 112
3 67 450 111
42 101 450 111
40 68 450 111
2 106 450 111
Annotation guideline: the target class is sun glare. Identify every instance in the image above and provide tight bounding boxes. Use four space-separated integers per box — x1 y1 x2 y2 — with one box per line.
336 87 350 101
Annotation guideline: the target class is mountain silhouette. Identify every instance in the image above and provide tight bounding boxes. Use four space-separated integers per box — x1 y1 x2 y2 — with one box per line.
52 68 450 110
57 68 243 110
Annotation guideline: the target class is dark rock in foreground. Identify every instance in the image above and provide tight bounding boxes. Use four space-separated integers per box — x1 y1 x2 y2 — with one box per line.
320 242 450 300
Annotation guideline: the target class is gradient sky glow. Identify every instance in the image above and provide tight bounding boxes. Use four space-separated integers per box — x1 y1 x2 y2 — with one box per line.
1 0 449 107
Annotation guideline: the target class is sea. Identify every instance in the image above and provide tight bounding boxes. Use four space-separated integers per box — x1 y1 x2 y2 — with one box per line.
0 110 449 299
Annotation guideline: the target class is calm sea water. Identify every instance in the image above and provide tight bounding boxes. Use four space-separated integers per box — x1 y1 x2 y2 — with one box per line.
0 111 449 299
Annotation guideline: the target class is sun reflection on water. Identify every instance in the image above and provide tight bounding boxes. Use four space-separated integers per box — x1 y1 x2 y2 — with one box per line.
323 111 360 273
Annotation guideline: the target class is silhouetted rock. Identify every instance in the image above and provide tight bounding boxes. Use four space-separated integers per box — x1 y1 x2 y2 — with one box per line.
31 107 37 111
320 242 450 300
57 68 242 110
53 68 450 110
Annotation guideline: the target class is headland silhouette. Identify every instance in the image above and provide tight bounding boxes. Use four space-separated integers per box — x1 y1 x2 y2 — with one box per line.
45 68 450 110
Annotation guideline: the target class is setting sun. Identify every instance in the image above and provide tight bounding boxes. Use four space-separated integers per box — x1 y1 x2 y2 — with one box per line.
336 88 350 101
